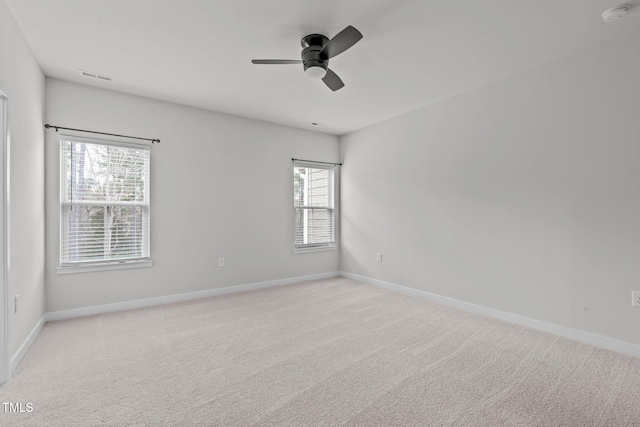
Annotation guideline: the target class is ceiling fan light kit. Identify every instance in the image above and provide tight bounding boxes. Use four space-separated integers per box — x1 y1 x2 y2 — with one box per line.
305 66 327 79
252 25 363 91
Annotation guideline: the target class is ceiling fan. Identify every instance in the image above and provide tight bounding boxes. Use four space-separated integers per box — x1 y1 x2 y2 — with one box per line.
251 25 363 91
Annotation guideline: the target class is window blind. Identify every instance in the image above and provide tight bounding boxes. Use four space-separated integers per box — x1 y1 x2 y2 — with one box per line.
294 163 335 248
59 136 150 266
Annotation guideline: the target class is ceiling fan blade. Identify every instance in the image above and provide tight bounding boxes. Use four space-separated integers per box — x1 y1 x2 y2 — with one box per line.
251 59 302 64
320 25 363 59
322 68 345 91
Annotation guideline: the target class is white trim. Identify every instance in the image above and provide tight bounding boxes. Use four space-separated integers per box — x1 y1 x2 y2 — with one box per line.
46 271 339 322
59 134 150 150
339 271 640 358
294 245 337 254
57 259 153 275
61 200 149 208
10 316 45 376
0 83 8 384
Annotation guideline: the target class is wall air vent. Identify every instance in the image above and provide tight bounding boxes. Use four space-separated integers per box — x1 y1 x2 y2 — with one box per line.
78 70 113 82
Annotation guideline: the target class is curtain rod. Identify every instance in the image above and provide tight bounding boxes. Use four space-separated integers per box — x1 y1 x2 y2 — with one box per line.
44 124 160 144
292 158 342 166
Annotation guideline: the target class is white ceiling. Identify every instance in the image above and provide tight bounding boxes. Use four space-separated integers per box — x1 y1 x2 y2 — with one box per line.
5 0 640 135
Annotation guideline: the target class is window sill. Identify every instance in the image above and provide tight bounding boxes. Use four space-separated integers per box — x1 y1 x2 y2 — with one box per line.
57 259 153 275
294 245 337 254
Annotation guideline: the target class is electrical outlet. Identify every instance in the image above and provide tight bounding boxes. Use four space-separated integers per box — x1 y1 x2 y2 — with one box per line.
15 295 19 313
376 253 382 262
632 291 640 307
218 258 225 268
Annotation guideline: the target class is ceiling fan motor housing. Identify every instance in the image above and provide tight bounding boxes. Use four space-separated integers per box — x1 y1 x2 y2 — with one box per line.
301 34 329 74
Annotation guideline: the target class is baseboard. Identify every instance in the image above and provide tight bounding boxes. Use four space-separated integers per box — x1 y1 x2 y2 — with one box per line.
339 271 640 358
10 316 45 376
45 271 340 322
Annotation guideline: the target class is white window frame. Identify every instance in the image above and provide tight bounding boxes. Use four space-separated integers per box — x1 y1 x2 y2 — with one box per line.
293 161 336 254
58 135 152 274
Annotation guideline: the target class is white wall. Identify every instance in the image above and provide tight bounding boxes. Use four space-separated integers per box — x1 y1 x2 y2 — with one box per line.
45 79 339 312
0 2 46 357
340 31 640 346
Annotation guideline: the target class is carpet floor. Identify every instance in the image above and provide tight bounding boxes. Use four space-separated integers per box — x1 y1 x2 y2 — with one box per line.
1 277 639 426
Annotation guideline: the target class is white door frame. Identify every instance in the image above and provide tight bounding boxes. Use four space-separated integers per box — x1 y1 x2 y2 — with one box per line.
0 82 9 385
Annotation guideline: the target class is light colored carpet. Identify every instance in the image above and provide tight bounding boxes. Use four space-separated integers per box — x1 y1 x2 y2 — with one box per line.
1 277 640 426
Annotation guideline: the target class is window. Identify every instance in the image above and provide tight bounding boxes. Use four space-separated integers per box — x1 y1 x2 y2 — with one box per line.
293 162 335 252
59 135 151 272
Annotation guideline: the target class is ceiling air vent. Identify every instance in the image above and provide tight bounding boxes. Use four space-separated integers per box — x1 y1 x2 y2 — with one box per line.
78 70 113 82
